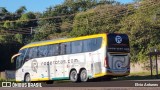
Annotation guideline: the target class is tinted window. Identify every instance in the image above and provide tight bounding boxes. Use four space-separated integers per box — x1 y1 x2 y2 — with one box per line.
60 42 71 55
91 38 102 51
24 49 30 60
71 41 83 53
48 45 54 56
60 43 66 55
54 44 60 55
21 37 102 59
16 49 27 69
38 46 48 57
83 37 102 52
83 39 91 52
26 47 38 59
66 42 71 54
48 44 60 56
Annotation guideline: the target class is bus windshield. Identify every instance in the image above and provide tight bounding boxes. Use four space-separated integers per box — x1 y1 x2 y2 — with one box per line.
16 49 26 69
107 33 130 53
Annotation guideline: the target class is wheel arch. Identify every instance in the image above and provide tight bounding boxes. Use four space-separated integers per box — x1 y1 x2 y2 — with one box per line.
24 72 30 81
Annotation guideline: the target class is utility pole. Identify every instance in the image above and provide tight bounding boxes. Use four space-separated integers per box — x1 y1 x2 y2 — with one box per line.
30 27 33 35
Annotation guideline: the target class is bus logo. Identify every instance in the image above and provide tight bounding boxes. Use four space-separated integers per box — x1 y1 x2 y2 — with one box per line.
115 35 122 44
31 60 38 73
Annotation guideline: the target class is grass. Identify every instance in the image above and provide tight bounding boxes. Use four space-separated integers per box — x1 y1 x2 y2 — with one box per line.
0 78 6 81
0 77 15 82
115 71 160 80
130 72 151 76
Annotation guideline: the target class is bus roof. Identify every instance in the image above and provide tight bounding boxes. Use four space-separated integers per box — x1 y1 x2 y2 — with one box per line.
20 33 106 50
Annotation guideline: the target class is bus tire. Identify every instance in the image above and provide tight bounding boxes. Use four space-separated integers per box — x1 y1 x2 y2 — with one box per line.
80 69 88 82
24 74 31 82
70 69 79 82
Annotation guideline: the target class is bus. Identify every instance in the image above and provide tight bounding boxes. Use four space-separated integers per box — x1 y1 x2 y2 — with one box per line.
11 33 130 83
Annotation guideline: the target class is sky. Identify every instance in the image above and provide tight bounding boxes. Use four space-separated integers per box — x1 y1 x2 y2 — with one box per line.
0 0 134 13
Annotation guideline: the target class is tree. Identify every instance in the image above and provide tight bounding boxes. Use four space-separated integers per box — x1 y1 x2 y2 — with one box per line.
0 7 10 27
15 6 27 16
32 23 57 41
71 4 127 37
17 12 37 28
119 0 160 62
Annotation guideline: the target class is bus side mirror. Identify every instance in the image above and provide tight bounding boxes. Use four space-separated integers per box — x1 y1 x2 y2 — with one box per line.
11 53 21 63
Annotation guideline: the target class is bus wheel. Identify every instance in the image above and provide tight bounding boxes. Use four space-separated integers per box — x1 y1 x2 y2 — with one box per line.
70 70 79 82
24 74 31 82
80 69 88 82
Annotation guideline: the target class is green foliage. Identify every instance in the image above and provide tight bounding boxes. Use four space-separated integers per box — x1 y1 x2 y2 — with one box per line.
0 34 23 44
32 23 57 41
3 20 10 29
3 21 16 29
17 12 37 28
0 35 15 43
14 34 23 44
71 4 127 36
119 0 160 62
15 6 27 15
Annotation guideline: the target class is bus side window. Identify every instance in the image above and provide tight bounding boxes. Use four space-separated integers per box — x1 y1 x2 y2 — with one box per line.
96 38 102 49
60 43 66 55
71 41 83 54
28 48 32 59
66 42 71 54
48 45 54 56
33 47 38 58
89 39 95 51
83 39 91 52
54 44 60 55
90 38 102 51
38 46 48 57
27 47 38 59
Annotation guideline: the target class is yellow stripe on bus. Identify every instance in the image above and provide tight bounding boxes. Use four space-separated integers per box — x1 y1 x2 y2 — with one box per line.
93 72 130 78
94 73 107 78
107 73 130 76
20 33 107 50
31 78 49 81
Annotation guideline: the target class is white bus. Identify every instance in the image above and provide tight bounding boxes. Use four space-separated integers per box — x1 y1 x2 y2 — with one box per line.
12 33 130 83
